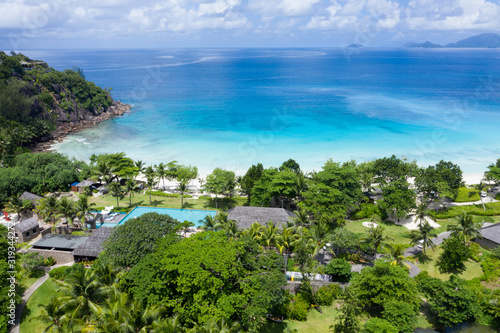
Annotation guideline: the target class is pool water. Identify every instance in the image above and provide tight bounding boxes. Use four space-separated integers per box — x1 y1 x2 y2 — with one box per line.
97 207 217 228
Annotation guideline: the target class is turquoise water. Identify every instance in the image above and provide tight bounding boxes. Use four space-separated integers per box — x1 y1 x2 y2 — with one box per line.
100 206 217 228
22 49 500 175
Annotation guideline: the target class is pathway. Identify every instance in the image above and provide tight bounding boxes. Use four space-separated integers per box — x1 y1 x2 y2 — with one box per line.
10 261 74 333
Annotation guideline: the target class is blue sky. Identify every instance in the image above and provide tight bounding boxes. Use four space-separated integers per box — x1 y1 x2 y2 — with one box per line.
0 0 499 49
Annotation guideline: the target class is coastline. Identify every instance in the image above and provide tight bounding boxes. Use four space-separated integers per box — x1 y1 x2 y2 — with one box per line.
28 101 132 153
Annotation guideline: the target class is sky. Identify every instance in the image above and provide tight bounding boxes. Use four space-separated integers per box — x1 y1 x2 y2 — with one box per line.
0 0 499 49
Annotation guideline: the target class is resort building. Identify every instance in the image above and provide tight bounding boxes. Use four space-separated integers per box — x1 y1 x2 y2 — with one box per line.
475 223 500 249
227 206 295 229
73 227 114 262
71 180 96 193
19 191 43 206
13 217 41 243
30 234 88 263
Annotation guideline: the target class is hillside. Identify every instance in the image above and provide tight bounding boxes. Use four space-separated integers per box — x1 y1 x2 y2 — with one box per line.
0 51 130 163
445 33 500 48
404 41 442 48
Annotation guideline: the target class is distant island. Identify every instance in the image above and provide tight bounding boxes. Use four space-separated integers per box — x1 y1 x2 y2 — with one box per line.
403 33 500 48
346 44 364 48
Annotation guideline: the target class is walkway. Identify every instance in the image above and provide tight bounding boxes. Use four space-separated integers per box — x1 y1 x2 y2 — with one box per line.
10 262 74 333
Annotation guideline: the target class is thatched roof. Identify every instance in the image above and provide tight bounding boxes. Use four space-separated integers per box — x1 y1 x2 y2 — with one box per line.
19 191 43 204
76 180 96 187
227 206 295 229
73 227 114 258
479 223 500 245
14 218 39 233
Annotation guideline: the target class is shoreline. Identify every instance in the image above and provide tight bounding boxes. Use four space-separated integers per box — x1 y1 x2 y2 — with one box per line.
28 101 132 153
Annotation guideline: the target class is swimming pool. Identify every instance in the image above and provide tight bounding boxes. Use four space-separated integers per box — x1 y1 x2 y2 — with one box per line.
97 207 217 228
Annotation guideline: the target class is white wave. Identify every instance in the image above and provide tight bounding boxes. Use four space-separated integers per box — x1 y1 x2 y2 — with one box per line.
76 138 87 142
158 55 174 59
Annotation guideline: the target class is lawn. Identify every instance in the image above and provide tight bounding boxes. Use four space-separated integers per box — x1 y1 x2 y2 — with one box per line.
17 268 45 292
413 246 484 281
344 219 414 245
89 192 247 212
454 187 480 202
262 304 340 333
20 278 61 333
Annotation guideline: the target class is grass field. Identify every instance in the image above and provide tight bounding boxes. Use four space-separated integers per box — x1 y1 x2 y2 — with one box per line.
89 192 247 212
20 278 61 333
262 304 341 333
454 187 481 202
17 269 45 292
413 247 484 281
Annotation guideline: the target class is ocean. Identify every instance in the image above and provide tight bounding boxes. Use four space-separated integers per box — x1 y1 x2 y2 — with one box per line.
21 48 500 176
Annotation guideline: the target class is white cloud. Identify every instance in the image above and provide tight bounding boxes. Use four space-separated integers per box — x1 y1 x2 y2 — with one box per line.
248 0 320 17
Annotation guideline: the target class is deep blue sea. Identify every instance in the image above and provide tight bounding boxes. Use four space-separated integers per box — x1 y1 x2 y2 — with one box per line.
21 48 500 176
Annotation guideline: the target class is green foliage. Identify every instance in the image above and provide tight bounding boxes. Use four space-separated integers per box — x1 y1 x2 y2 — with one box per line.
437 235 471 273
351 203 384 220
315 284 342 306
350 260 420 311
379 179 416 220
416 273 443 297
325 227 360 255
324 258 352 283
372 155 417 184
480 257 500 281
286 295 310 321
21 252 45 271
301 159 363 223
332 290 361 333
100 212 180 268
203 168 236 209
469 242 482 262
44 257 56 266
415 160 462 200
431 202 500 218
455 187 481 202
428 275 480 328
127 232 286 332
361 318 398 333
240 163 264 200
48 266 70 280
382 300 417 333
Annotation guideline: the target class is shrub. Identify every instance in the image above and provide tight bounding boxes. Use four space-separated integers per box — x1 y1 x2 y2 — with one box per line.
417 275 443 297
44 257 56 266
315 284 342 306
469 242 482 262
437 235 471 273
382 300 417 333
496 193 500 200
297 280 314 305
455 187 480 202
481 257 500 281
286 296 309 321
351 203 383 220
49 266 70 280
324 258 352 283
362 318 398 333
21 252 45 271
146 190 180 198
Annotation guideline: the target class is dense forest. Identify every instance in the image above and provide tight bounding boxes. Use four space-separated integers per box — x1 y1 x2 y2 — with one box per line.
0 51 114 166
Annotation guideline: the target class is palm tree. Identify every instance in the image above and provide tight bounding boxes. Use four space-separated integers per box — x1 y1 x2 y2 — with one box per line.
256 221 279 249
187 318 240 333
151 314 184 333
75 194 96 229
221 219 240 240
56 197 76 227
124 178 137 207
108 182 124 208
360 172 375 192
447 211 484 243
362 225 393 254
36 297 70 333
36 196 58 224
293 209 310 227
276 226 300 255
241 222 263 240
145 165 156 179
93 160 113 184
307 220 330 256
384 243 415 269
410 220 437 254
146 175 158 206
134 160 146 179
473 182 488 211
178 181 188 208
155 163 167 190
90 261 123 286
5 194 24 221
199 215 217 231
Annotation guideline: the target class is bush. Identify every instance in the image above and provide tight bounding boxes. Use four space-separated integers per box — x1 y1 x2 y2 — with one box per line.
481 257 500 281
496 193 500 200
430 202 500 219
49 266 70 279
469 242 482 262
382 300 417 333
351 203 384 220
324 258 352 283
362 318 398 333
315 284 342 306
417 275 443 297
21 252 45 271
146 190 180 198
455 187 480 202
437 235 471 273
286 296 310 321
44 257 56 266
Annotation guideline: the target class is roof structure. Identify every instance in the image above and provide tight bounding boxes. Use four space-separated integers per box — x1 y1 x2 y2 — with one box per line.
227 206 295 229
73 227 114 258
76 180 96 187
14 218 39 233
480 223 500 245
32 234 88 251
19 191 43 204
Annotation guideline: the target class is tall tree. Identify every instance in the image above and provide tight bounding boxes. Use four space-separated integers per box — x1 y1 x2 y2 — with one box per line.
383 243 414 269
155 163 167 190
124 178 137 207
108 182 124 208
146 174 158 206
202 168 235 209
362 225 393 254
269 169 298 208
241 163 264 202
4 194 24 220
56 197 75 227
75 194 96 229
380 179 416 221
410 220 437 254
447 211 483 243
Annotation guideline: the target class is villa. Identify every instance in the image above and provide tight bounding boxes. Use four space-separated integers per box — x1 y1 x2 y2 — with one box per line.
227 206 296 229
475 223 500 249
